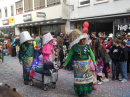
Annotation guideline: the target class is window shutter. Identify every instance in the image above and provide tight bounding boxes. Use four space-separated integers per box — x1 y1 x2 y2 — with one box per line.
41 0 45 7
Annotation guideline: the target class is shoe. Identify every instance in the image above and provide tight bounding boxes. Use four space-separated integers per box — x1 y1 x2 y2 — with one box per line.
92 86 97 90
119 78 123 81
98 81 102 85
112 78 115 81
121 79 127 83
116 78 119 80
24 80 28 85
102 78 109 82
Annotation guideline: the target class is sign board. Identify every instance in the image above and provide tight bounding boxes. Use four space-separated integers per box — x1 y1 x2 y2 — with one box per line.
2 19 9 25
118 24 130 31
9 17 15 23
23 14 32 22
36 12 46 17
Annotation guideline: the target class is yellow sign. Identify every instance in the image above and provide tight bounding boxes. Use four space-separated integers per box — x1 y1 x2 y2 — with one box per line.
9 17 15 23
77 23 80 30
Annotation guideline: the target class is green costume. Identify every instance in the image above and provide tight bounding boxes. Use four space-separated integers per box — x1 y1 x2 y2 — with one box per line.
34 37 41 48
64 29 96 96
19 43 36 80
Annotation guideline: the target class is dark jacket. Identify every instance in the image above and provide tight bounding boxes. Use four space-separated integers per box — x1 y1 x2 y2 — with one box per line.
59 48 64 60
119 47 128 62
110 45 120 61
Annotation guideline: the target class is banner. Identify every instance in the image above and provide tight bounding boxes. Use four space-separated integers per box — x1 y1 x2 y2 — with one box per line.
9 17 15 23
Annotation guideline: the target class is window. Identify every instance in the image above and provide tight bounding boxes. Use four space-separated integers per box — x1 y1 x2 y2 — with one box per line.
95 0 108 3
5 7 7 17
47 0 60 7
79 0 90 7
24 0 33 12
34 0 45 9
0 9 1 18
11 6 14 16
16 0 23 15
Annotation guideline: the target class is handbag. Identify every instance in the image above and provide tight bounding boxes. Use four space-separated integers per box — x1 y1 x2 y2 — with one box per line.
104 51 111 64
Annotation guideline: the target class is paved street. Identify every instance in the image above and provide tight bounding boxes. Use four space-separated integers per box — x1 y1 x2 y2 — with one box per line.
0 56 130 97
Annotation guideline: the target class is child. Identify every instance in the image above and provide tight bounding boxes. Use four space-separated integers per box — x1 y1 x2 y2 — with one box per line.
96 59 103 85
119 41 128 83
110 39 120 80
16 44 20 58
59 45 64 68
35 45 39 61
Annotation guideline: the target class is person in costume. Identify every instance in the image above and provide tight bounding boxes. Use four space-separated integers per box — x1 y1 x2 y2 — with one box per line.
11 35 16 57
63 29 96 97
35 45 39 61
42 33 55 65
19 31 36 85
7 39 12 56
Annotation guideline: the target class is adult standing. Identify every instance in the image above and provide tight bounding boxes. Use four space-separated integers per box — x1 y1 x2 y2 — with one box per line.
126 33 130 73
11 35 16 57
19 31 36 85
63 29 96 96
63 33 69 49
91 32 98 51
34 34 41 48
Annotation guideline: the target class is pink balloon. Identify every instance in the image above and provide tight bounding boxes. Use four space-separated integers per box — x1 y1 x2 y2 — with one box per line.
83 28 88 34
83 22 89 28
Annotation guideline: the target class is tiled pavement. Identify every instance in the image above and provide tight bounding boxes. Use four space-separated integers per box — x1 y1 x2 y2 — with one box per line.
0 56 130 97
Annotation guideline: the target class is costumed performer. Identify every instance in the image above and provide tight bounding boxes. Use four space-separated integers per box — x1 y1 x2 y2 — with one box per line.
63 29 96 97
19 31 36 85
42 32 55 65
11 35 16 57
7 39 12 56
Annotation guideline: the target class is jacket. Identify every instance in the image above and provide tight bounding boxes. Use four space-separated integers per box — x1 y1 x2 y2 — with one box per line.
119 47 128 62
59 48 64 60
110 45 120 61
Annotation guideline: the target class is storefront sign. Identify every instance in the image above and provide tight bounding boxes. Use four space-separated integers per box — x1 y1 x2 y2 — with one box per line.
23 14 32 21
36 12 46 17
2 19 9 25
9 17 15 23
118 24 130 31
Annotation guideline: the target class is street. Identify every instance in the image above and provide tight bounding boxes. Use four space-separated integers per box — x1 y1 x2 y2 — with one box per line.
0 56 130 97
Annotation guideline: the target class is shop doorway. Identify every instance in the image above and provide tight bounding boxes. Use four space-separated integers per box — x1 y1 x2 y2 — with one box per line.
30 26 39 35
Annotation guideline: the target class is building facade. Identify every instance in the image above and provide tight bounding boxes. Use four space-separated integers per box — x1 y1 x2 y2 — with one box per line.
69 0 130 36
0 0 70 36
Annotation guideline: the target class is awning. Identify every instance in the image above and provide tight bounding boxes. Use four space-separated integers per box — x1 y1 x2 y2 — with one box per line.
15 18 67 27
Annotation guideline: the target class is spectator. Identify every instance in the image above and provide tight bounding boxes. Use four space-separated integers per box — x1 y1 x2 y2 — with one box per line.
59 45 64 68
118 36 123 46
119 41 128 83
98 32 102 37
99 37 107 52
34 34 41 48
126 33 130 73
60 33 64 39
91 32 98 50
110 39 120 80
7 39 12 56
11 35 16 57
106 34 113 53
63 34 69 49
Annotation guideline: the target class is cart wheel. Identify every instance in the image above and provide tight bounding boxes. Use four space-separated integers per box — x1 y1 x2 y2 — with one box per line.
30 80 34 86
43 85 47 91
52 83 56 89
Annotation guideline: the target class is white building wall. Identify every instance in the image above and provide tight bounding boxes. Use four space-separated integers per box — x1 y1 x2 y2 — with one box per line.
69 0 130 19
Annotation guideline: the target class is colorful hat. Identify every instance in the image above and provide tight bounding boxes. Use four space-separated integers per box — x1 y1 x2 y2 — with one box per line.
19 31 32 44
69 29 88 48
42 32 54 45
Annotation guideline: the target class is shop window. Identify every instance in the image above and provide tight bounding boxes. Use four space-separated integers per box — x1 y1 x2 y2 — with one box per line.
0 9 1 18
47 0 60 7
94 0 109 4
79 0 90 7
34 0 45 10
24 0 33 12
5 7 7 17
11 6 14 16
16 0 23 15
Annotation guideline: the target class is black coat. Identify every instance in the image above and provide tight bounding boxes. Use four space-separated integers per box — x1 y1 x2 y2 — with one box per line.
59 48 64 60
119 47 128 62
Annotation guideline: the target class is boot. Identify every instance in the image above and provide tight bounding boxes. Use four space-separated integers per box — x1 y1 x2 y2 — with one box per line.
24 80 28 85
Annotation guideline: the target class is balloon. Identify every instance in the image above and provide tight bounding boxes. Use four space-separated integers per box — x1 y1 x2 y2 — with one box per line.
82 28 88 34
83 22 89 28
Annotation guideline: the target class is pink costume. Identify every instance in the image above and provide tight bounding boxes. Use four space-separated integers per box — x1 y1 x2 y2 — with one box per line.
42 33 55 65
